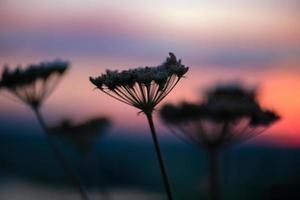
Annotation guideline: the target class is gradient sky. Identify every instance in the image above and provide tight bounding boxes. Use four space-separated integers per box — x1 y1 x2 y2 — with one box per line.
0 0 300 147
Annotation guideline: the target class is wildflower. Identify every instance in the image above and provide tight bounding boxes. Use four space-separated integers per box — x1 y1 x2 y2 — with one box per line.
90 53 188 200
160 83 279 148
0 60 68 108
0 61 90 200
160 82 280 200
90 52 188 114
51 117 111 154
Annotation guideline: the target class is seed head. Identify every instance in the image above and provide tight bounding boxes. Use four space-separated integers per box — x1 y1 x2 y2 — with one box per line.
51 117 111 154
90 53 189 114
160 82 280 149
0 59 69 108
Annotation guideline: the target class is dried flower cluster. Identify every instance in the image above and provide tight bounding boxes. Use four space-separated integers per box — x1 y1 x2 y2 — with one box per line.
0 60 69 108
51 117 111 153
90 53 188 113
160 83 280 149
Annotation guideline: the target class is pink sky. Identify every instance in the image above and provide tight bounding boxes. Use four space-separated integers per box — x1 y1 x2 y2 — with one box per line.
0 0 299 147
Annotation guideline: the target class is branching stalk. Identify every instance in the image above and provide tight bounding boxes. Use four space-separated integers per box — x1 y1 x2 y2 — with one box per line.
209 149 220 200
145 112 173 200
33 108 90 200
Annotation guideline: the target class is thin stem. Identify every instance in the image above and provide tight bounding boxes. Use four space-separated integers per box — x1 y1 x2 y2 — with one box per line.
155 77 180 105
209 149 221 200
1 91 25 106
101 89 133 106
93 151 113 200
42 76 62 101
145 112 174 200
167 125 198 147
138 83 147 104
123 85 142 105
33 108 90 200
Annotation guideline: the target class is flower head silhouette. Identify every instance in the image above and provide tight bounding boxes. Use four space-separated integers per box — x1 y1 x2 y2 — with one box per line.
160 82 280 200
90 52 188 114
0 61 90 200
160 83 279 149
51 117 111 154
0 60 68 108
90 53 188 200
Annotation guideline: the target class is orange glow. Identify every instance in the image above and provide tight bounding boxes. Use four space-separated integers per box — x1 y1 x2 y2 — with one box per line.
1 59 300 147
0 0 299 148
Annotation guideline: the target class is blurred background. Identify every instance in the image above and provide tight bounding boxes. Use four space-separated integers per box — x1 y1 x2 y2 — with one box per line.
0 0 299 199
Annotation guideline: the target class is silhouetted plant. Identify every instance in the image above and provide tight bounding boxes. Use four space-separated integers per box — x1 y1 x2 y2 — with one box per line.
90 53 189 200
51 117 111 154
0 61 90 200
160 82 280 200
51 116 112 199
0 61 67 108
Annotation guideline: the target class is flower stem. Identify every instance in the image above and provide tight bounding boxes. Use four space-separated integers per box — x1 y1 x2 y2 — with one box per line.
145 113 173 200
209 149 220 200
33 108 90 200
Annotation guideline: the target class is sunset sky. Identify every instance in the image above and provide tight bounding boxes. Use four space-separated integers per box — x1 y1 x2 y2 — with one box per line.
0 0 299 147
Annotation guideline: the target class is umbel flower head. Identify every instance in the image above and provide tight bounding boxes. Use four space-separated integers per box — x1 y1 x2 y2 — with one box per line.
51 117 111 154
90 53 188 114
0 60 69 108
160 82 280 150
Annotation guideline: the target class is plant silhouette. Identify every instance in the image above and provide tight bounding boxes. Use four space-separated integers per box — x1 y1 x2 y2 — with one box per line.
51 116 112 199
50 117 111 155
90 53 189 200
160 82 280 200
0 61 90 200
